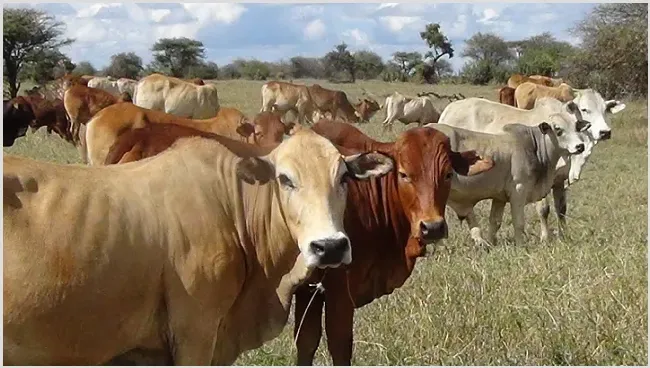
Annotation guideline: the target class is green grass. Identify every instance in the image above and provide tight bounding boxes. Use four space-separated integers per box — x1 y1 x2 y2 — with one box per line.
4 80 647 365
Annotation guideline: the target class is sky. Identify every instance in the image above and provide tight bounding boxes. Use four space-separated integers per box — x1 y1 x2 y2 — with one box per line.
6 2 598 73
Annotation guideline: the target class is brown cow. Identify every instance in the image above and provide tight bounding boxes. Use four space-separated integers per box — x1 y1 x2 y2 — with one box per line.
507 73 554 89
4 94 74 144
353 98 381 123
64 84 121 145
498 86 516 107
292 120 495 365
308 84 361 124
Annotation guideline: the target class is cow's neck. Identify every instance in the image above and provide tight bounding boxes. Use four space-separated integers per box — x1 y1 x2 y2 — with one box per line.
529 131 564 200
210 181 309 364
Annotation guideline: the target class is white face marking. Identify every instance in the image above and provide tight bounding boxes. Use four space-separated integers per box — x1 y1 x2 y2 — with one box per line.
574 90 619 140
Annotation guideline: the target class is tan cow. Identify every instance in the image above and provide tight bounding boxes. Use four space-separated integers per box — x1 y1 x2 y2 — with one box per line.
514 82 575 110
133 73 220 119
3 129 394 365
260 81 316 125
85 103 284 165
354 97 381 122
307 84 361 123
529 75 564 87
507 73 554 89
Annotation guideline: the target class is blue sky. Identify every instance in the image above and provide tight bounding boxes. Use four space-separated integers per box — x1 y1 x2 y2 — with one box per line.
7 2 598 73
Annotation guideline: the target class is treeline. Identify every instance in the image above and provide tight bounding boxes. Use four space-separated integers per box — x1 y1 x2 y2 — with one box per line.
3 3 647 99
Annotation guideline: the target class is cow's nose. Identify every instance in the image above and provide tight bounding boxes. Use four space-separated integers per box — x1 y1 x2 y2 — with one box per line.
575 143 585 154
309 238 351 267
419 220 448 242
599 130 611 140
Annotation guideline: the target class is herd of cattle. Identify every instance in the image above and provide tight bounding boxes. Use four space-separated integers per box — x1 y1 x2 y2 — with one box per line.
3 71 627 365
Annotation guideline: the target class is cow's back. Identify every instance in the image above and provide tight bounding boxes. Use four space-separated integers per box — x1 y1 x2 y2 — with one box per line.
134 74 219 119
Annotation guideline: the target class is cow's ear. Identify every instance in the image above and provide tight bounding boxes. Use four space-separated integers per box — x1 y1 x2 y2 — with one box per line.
538 122 553 134
565 101 579 114
236 122 255 138
344 152 393 180
450 150 494 176
236 157 275 184
605 100 626 114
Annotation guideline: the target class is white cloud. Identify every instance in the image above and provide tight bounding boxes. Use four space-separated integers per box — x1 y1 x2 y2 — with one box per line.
377 3 399 11
380 16 422 33
342 29 370 46
290 5 324 21
304 19 326 40
478 8 499 24
150 9 171 23
182 3 246 25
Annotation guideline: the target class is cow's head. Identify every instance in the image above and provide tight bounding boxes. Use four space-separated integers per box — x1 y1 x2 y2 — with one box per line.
381 127 494 252
539 113 590 155
335 91 362 124
236 128 393 269
354 98 381 122
573 89 626 141
3 97 35 147
236 111 293 147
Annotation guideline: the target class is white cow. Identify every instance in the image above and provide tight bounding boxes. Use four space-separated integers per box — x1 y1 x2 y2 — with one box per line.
380 92 441 130
87 76 120 95
117 78 137 96
133 73 220 119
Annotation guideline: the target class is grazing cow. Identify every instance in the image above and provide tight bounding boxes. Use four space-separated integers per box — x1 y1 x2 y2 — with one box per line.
260 81 317 125
85 103 283 165
428 121 588 246
3 128 395 365
88 76 121 95
308 84 361 124
437 97 593 241
292 120 495 365
515 82 575 110
498 86 516 107
3 97 34 146
133 73 219 119
380 92 441 130
507 73 554 89
353 97 381 122
63 84 121 148
104 113 294 165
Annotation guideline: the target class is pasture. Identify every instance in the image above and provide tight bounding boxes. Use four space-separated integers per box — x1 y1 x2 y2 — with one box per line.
3 79 647 365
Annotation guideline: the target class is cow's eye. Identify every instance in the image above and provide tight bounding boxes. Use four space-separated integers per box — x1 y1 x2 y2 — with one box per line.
554 127 563 136
581 108 589 113
445 171 454 181
398 171 411 182
278 174 295 189
339 172 349 185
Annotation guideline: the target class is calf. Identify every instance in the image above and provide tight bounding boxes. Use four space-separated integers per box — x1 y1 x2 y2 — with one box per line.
380 92 441 130
292 120 495 365
428 120 589 246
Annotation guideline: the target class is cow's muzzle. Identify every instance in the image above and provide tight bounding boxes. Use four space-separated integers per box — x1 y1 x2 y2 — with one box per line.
309 237 351 268
419 220 448 243
599 130 612 140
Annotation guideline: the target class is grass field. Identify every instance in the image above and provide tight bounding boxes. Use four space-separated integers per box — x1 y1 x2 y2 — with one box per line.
4 80 647 365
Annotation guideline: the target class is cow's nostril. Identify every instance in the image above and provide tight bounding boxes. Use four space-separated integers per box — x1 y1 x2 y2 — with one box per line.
575 143 585 154
309 241 326 256
600 130 611 140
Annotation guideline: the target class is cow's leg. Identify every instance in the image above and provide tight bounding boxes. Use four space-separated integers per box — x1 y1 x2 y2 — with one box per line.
487 199 507 246
535 196 551 242
552 184 568 238
78 124 88 164
509 197 527 246
324 283 354 366
293 286 325 366
465 210 489 248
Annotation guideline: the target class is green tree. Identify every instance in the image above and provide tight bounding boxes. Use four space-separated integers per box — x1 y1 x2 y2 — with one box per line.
290 56 325 79
391 52 423 82
353 50 384 80
72 61 96 76
324 43 356 82
233 59 271 81
186 61 219 80
462 32 512 66
151 37 205 77
509 33 575 77
103 52 143 79
3 7 73 97
419 23 454 83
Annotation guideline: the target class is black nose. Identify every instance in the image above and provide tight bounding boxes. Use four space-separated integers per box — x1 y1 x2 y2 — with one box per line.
309 238 350 266
575 143 585 154
419 220 448 242
599 130 611 140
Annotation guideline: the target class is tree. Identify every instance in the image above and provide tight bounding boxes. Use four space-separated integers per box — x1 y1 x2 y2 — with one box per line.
568 3 647 97
72 61 96 76
3 7 73 97
219 64 241 79
20 50 75 85
391 52 423 82
233 59 271 81
186 61 219 80
103 52 143 79
508 33 575 77
323 43 356 82
290 56 326 79
151 37 205 78
462 32 513 66
353 50 384 80
419 23 454 83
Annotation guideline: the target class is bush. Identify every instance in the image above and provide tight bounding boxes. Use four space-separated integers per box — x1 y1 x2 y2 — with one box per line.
461 60 511 85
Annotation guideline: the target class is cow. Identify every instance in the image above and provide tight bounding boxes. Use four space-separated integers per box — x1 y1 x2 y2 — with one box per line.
3 97 34 147
380 92 441 130
85 103 285 165
63 84 122 156
291 120 495 365
132 73 220 119
514 82 575 110
353 97 381 123
20 94 74 143
103 113 294 165
498 86 516 107
3 127 397 365
260 81 317 125
529 75 564 87
187 78 205 85
117 78 138 96
428 120 588 247
307 84 361 124
507 73 554 89
88 76 121 95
